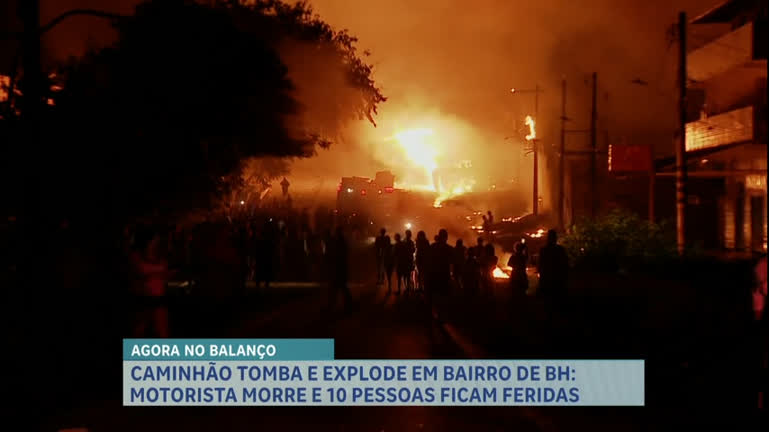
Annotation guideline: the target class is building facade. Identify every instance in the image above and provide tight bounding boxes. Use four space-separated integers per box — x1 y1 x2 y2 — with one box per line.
685 0 767 253
603 0 767 253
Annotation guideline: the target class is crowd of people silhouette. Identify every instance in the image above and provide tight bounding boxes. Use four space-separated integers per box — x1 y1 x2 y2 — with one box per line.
125 202 570 338
375 224 568 302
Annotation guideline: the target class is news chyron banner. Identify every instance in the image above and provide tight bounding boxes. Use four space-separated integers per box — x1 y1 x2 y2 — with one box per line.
124 339 644 406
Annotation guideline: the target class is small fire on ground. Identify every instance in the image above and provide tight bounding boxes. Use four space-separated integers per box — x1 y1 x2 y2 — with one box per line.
492 266 510 279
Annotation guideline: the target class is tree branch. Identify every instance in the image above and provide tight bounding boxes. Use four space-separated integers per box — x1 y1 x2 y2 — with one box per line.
39 9 128 36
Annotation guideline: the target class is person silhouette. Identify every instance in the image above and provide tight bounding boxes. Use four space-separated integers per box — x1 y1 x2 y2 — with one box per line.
508 240 529 297
453 239 467 289
382 233 394 292
473 236 485 260
255 220 277 290
463 248 480 294
537 229 569 325
130 225 174 338
375 228 389 285
415 231 430 292
280 177 290 197
487 211 495 242
403 230 416 292
394 233 406 294
329 226 352 312
481 243 498 294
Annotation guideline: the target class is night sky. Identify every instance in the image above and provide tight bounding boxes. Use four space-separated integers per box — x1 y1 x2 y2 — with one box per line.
1 0 719 191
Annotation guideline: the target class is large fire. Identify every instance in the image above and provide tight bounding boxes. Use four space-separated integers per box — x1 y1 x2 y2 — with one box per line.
387 127 476 207
390 128 439 188
433 175 476 208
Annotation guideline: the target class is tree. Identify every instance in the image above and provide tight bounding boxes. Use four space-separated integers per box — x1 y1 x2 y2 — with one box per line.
44 0 384 223
560 209 678 273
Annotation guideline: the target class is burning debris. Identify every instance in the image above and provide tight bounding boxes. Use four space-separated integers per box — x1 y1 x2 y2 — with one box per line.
492 266 510 279
501 216 523 223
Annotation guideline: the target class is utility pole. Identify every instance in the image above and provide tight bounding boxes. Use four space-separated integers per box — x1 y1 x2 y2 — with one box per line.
589 72 598 218
510 85 543 216
558 78 566 231
533 84 540 216
677 11 688 255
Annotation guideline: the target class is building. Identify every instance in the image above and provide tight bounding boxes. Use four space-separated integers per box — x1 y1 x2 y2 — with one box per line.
603 0 766 253
678 0 767 253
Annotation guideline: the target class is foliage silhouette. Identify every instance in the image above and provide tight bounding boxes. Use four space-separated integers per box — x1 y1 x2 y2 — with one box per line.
41 0 384 223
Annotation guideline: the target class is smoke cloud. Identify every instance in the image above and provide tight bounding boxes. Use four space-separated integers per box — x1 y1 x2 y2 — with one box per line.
287 0 712 210
22 0 714 209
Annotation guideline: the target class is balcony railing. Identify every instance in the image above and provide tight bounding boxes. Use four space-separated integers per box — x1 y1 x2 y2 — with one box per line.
686 105 755 151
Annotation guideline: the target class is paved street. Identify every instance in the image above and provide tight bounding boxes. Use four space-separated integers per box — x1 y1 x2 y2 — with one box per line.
34 258 760 432
42 279 544 432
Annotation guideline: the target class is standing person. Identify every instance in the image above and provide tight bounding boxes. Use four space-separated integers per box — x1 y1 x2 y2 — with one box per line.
487 211 495 243
280 177 290 197
482 243 498 295
383 233 395 293
393 233 405 294
463 248 480 294
375 228 389 285
415 231 431 292
255 220 277 291
424 234 440 295
537 229 569 325
431 229 453 292
428 229 453 320
130 225 174 338
508 240 529 297
329 227 352 312
452 239 467 289
472 237 486 260
403 230 416 292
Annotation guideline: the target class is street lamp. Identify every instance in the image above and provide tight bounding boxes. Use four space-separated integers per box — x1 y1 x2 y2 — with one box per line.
509 85 544 216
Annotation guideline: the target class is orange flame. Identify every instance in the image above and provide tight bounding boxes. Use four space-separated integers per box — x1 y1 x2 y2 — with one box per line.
525 115 536 141
386 127 475 208
492 267 510 279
